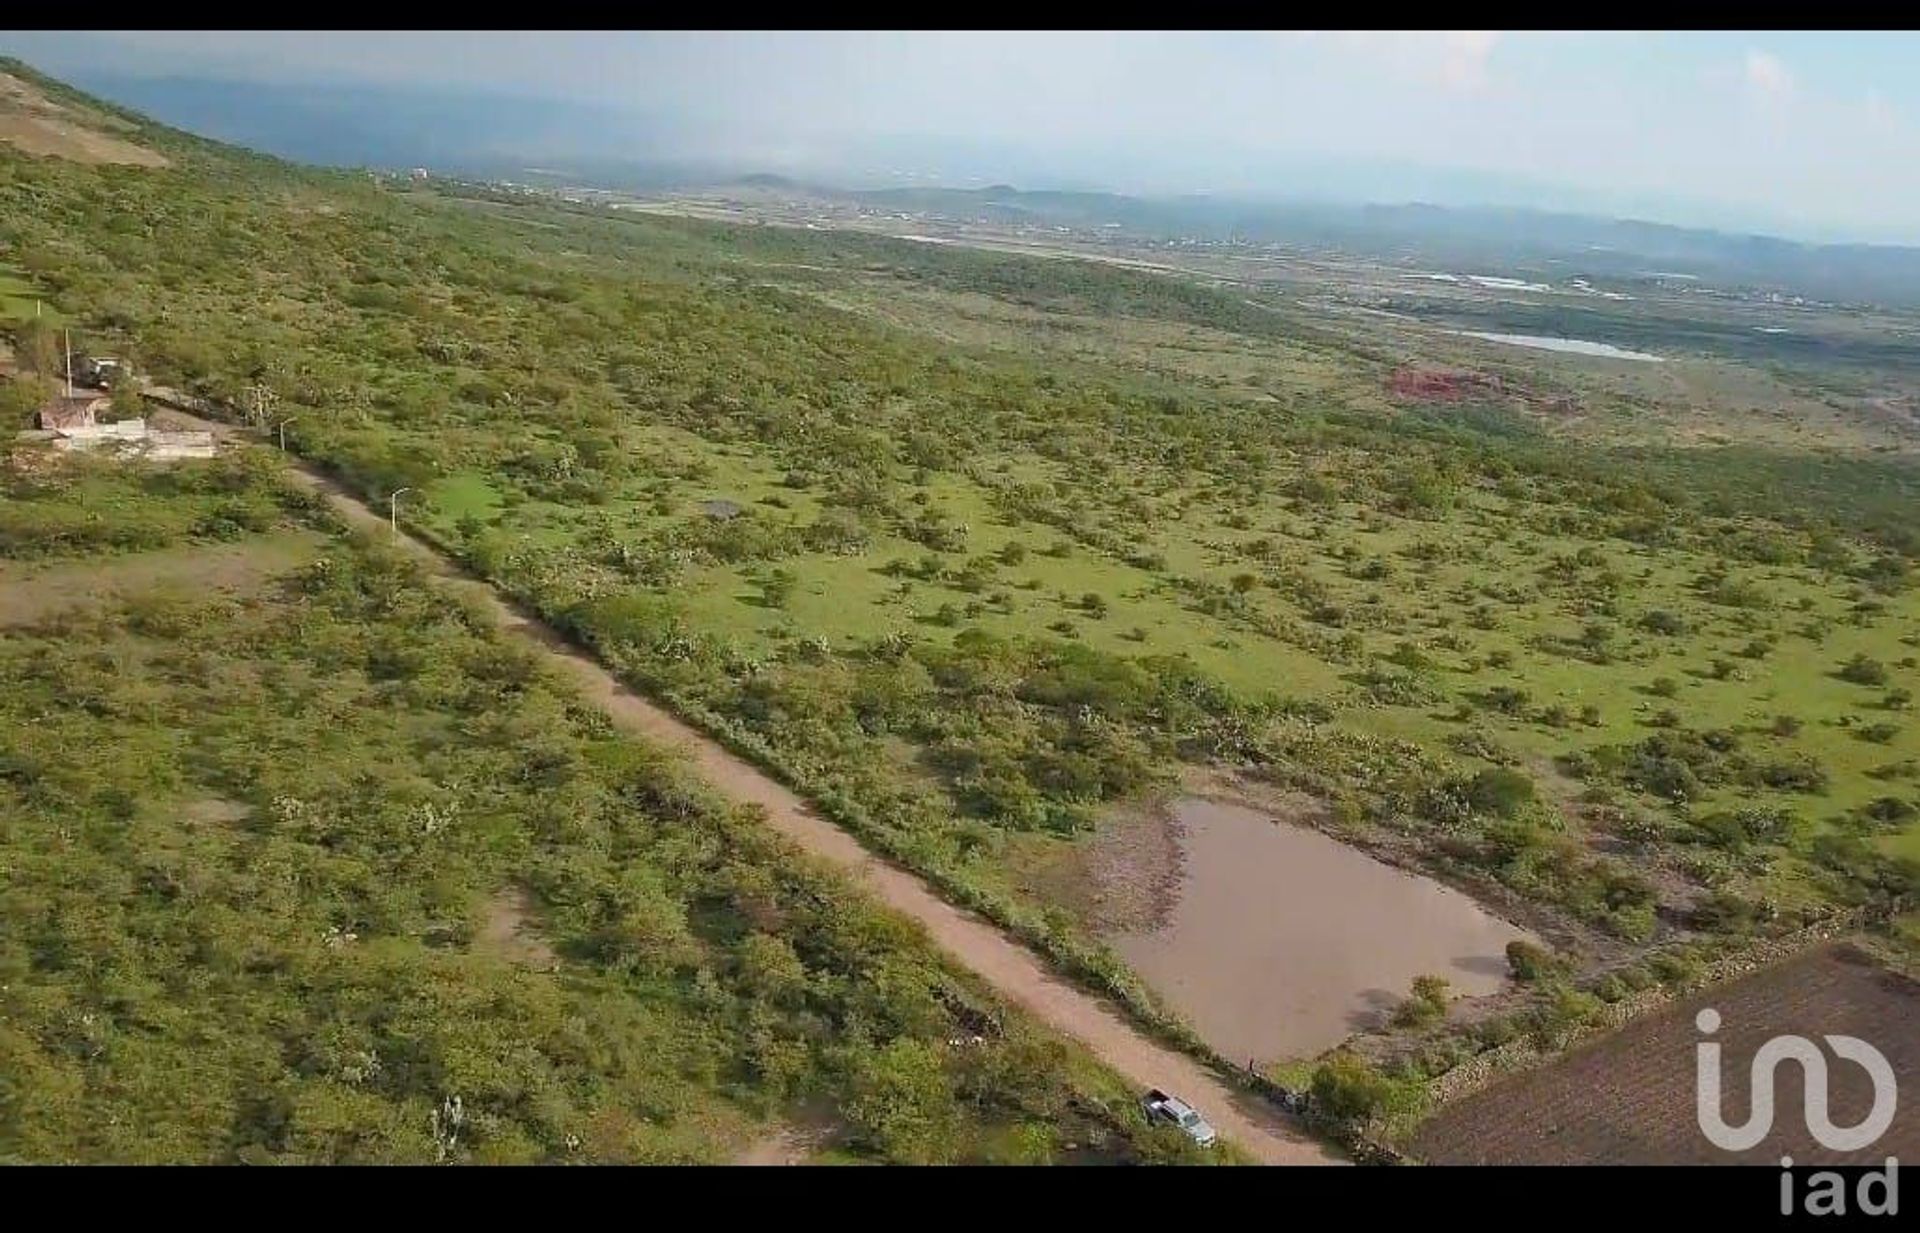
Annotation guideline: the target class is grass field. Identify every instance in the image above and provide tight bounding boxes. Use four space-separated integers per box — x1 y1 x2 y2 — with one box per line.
410 391 1920 908
0 262 55 325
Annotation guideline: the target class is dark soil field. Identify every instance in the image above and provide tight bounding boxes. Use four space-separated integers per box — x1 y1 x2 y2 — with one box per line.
1411 942 1919 1165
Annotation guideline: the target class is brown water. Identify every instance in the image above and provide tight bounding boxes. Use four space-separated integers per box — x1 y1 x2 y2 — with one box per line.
1109 797 1531 1065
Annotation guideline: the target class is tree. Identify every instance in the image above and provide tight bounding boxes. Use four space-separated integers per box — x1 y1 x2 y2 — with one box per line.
110 381 146 421
1393 460 1460 515
11 318 59 377
760 568 798 609
1308 1052 1424 1128
1839 654 1889 686
1466 766 1536 818
0 374 54 428
737 932 808 1007
1639 607 1688 637
844 1038 961 1165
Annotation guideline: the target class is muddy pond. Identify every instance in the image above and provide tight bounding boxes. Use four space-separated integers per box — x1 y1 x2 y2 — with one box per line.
1105 797 1531 1065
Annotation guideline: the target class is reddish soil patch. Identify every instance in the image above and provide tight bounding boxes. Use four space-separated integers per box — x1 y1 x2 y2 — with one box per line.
1411 942 1920 1165
1387 366 1582 419
1389 367 1505 403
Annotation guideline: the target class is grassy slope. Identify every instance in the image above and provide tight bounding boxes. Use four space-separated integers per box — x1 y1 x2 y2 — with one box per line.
0 449 1210 1164
1 58 1914 1081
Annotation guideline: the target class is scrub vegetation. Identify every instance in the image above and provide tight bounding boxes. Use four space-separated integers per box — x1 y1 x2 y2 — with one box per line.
1 57 1916 1159
0 451 1208 1164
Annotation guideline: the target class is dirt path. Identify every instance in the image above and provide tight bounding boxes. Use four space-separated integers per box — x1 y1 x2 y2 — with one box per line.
732 1101 840 1166
156 400 1341 1165
733 1125 824 1166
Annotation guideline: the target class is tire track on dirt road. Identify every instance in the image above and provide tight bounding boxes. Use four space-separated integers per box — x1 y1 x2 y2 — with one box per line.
159 401 1342 1165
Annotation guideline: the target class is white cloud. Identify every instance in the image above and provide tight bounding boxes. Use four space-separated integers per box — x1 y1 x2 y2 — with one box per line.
1744 49 1793 97
13 30 1920 241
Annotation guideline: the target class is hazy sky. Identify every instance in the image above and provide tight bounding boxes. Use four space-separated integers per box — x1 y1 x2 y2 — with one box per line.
8 30 1920 242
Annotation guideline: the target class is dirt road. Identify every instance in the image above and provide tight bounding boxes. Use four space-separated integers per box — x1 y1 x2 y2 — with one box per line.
158 401 1340 1165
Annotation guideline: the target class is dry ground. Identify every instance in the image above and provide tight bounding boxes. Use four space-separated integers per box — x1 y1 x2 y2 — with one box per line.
0 531 324 628
1411 941 1920 1165
0 530 324 622
0 72 169 167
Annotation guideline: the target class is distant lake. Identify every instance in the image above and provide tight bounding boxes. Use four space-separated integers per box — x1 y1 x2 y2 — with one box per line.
1453 330 1665 363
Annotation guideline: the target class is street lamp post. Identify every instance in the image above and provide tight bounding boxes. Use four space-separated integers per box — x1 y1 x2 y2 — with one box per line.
277 416 298 452
389 487 413 537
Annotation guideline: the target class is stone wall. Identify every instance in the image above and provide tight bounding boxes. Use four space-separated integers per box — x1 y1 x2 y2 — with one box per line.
1409 907 1882 1139
1253 908 1886 1163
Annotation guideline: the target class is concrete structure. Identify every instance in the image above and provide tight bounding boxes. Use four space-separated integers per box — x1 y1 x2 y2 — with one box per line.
34 392 109 431
144 429 219 460
46 417 217 460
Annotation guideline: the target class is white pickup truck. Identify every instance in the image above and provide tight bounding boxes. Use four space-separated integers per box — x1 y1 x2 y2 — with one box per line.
1141 1088 1218 1148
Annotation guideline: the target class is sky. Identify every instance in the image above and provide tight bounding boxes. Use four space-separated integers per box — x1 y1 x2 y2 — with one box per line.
7 30 1920 243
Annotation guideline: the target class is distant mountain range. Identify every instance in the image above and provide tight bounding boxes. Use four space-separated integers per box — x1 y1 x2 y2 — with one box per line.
814 183 1920 309
31 69 1920 309
22 71 729 181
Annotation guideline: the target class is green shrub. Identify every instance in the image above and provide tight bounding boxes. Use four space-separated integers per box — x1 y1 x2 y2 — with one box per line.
1505 939 1559 983
1309 1053 1423 1126
1838 654 1889 686
1466 767 1537 818
1640 609 1688 636
1390 974 1453 1028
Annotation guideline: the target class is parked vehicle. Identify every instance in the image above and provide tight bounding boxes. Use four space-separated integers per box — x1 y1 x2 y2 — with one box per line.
1141 1088 1218 1147
76 356 126 388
